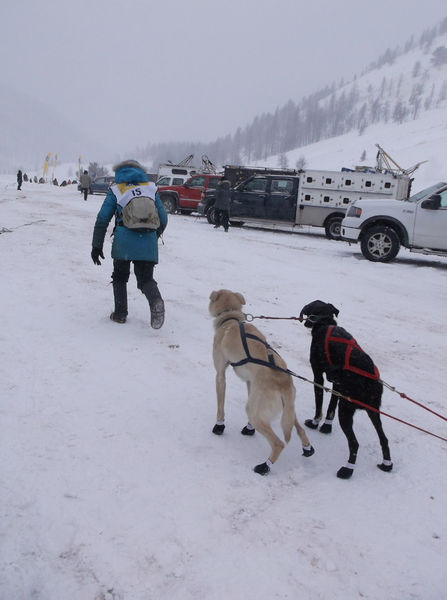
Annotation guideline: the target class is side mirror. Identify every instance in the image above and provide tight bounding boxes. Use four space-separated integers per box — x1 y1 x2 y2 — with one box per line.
421 194 441 210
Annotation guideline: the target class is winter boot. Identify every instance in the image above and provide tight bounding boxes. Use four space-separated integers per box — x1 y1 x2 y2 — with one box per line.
110 281 128 323
142 280 165 329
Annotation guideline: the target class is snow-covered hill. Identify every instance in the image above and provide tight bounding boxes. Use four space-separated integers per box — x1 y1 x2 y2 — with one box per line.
170 18 447 171
265 103 447 192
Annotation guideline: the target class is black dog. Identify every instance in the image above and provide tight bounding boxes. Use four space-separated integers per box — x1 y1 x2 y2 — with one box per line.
300 300 393 479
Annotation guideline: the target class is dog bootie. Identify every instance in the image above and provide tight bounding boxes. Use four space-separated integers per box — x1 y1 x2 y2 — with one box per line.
305 418 319 429
302 445 315 457
241 425 255 436
319 422 332 434
254 460 271 475
377 461 393 472
110 312 127 324
212 423 225 435
337 464 355 479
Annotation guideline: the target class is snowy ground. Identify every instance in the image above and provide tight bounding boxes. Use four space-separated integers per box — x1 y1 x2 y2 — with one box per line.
1 179 446 600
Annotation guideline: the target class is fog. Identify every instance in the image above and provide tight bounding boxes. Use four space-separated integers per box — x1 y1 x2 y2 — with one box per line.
2 0 446 155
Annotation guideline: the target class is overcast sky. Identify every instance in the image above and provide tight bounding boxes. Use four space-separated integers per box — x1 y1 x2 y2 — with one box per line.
2 0 446 156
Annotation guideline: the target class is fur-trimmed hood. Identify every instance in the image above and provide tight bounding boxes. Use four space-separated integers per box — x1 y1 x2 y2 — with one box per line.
113 159 148 185
113 159 147 172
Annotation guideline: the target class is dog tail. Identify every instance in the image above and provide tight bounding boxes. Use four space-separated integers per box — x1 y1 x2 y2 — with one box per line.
280 393 296 444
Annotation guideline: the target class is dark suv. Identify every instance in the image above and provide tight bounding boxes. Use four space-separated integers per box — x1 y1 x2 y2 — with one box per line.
198 165 298 224
78 175 114 195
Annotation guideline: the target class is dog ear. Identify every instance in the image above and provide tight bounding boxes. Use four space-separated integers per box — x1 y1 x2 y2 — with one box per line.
235 292 246 306
329 303 340 317
209 290 221 302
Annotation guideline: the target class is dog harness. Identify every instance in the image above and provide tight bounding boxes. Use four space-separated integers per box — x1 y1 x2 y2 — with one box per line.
230 321 281 369
324 325 380 380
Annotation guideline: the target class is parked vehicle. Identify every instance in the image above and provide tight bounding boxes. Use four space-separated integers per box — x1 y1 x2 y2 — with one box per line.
156 154 199 188
78 175 114 195
156 175 190 187
199 166 411 239
158 173 222 214
341 182 447 262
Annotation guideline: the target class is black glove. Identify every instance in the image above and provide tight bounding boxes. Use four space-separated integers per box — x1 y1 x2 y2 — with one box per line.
91 247 105 265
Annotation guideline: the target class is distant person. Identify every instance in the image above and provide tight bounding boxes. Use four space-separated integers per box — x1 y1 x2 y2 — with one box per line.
33 176 38 183
91 159 168 328
213 175 231 232
17 169 23 191
23 173 28 182
53 178 59 186
80 170 92 201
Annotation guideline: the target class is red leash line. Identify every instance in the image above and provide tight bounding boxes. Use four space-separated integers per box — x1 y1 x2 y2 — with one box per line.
245 313 447 440
380 382 447 422
343 395 447 443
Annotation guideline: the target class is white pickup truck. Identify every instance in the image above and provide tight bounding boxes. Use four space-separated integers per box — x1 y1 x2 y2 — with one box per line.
341 182 447 262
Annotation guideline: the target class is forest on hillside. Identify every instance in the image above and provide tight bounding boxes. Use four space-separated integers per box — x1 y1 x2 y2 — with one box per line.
137 17 447 170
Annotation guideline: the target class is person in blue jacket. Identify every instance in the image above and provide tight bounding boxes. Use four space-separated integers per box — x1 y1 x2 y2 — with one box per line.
91 159 168 328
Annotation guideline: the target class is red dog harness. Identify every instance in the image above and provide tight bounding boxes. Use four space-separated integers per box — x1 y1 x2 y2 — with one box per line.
324 326 380 381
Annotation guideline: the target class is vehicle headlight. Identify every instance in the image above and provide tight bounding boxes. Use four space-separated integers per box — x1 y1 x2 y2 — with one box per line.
346 205 362 217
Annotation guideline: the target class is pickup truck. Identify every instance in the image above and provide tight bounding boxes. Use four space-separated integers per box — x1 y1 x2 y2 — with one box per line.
158 173 221 214
198 168 411 239
341 181 447 262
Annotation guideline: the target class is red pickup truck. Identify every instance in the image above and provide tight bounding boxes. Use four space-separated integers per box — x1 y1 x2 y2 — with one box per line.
157 173 221 214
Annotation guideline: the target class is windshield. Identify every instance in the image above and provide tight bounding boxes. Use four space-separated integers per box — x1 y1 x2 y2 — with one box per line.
407 182 447 203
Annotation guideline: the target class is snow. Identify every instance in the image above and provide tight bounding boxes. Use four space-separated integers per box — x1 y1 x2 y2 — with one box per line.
1 138 447 600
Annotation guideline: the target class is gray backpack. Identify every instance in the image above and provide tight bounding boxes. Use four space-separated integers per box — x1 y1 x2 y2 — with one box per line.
120 186 160 230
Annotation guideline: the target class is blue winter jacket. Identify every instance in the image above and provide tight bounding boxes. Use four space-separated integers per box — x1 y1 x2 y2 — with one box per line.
92 166 167 262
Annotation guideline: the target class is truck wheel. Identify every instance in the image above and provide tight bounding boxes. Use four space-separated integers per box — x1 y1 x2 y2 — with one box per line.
206 206 216 224
360 226 400 262
324 216 343 239
162 195 177 214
